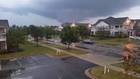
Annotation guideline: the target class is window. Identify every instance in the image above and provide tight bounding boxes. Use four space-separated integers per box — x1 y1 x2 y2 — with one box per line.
0 28 4 33
125 26 127 29
115 25 122 28
115 25 119 28
111 26 113 29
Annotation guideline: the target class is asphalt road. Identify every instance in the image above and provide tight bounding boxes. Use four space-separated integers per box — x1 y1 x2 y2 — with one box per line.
1 54 98 79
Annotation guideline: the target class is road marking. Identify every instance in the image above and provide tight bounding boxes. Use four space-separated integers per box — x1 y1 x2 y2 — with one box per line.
17 59 22 66
26 65 43 70
31 56 40 64
58 77 61 79
12 76 33 79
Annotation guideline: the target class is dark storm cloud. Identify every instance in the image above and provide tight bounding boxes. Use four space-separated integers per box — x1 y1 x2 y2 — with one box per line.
1 0 140 22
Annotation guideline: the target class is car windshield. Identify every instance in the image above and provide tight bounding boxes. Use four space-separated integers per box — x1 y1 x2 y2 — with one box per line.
0 0 140 79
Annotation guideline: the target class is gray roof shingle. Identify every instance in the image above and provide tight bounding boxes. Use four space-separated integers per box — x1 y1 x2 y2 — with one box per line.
94 17 128 26
131 19 140 29
131 19 140 23
0 20 9 28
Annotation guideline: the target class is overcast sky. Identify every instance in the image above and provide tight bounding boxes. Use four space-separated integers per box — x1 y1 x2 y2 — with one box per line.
0 0 140 26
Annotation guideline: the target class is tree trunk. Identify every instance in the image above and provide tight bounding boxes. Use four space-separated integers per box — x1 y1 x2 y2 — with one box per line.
46 35 48 41
67 43 70 49
17 43 19 50
37 41 38 47
81 36 83 41
36 37 39 47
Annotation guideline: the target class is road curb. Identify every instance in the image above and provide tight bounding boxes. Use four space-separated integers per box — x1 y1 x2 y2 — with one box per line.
45 53 70 59
85 68 99 79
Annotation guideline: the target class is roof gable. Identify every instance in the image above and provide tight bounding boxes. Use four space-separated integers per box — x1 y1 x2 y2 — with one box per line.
96 21 108 26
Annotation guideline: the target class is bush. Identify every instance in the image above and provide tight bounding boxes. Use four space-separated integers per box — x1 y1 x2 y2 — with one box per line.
0 48 24 54
17 48 24 52
0 49 8 54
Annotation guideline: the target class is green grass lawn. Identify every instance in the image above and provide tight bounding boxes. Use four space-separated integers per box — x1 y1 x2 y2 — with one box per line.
112 63 140 73
91 37 136 45
89 66 138 79
39 41 88 54
0 42 68 60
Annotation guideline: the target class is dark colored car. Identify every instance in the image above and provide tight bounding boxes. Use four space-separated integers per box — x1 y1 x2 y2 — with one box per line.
83 39 94 44
61 40 67 45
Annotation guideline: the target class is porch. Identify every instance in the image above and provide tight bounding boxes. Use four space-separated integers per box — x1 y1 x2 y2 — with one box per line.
0 41 7 49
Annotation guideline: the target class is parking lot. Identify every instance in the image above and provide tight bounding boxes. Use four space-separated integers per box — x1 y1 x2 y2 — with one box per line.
1 54 98 79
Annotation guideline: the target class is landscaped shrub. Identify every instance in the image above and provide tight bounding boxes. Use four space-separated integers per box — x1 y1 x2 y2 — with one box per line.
0 49 8 54
17 48 24 52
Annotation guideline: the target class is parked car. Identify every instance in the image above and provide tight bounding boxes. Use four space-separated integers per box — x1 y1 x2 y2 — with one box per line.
83 39 94 44
129 36 138 40
137 37 140 40
61 40 67 45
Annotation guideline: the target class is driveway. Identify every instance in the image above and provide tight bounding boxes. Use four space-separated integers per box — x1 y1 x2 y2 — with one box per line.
1 54 98 79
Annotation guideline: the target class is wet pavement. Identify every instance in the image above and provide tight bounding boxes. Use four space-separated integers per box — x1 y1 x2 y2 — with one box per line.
46 38 123 58
0 54 98 79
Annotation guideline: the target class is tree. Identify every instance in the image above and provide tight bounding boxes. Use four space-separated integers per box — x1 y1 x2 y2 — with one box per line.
22 25 30 35
12 24 17 28
31 26 42 46
135 26 140 36
7 28 27 51
77 25 89 40
29 25 36 36
60 26 79 49
38 26 44 39
118 30 123 41
121 44 140 75
44 26 54 41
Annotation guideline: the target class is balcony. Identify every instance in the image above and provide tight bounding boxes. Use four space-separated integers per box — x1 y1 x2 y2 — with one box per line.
0 38 6 41
114 28 120 30
0 28 5 33
0 34 6 41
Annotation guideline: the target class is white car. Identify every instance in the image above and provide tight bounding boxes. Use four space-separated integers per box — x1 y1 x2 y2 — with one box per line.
137 37 140 40
129 36 140 40
129 36 138 40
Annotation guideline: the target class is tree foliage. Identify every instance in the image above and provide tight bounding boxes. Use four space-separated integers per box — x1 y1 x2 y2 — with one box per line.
60 26 79 49
7 28 27 51
77 25 89 40
135 26 140 36
31 26 42 46
121 44 140 75
29 25 36 37
22 25 30 35
44 26 54 40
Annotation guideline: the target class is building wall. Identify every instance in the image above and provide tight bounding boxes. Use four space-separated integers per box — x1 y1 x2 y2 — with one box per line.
0 27 7 49
91 21 110 35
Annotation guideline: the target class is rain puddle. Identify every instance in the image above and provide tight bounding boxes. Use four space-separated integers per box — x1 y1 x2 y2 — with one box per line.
0 68 25 79
0 59 25 79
